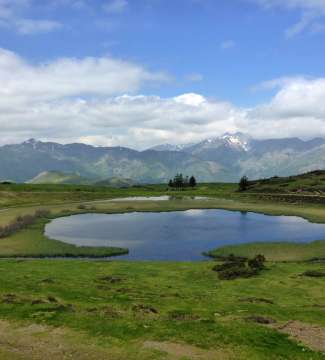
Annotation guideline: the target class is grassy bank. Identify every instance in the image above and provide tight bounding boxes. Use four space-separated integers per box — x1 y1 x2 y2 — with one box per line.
0 182 237 208
0 259 324 359
2 196 325 259
0 219 128 258
206 241 325 262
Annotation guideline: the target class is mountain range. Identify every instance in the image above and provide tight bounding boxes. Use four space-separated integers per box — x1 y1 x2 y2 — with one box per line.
1 133 325 184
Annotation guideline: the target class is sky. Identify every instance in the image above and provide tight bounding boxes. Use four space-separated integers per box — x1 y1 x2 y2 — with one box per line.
1 0 325 149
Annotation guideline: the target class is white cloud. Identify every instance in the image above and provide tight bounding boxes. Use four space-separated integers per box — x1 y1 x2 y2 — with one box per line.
103 0 128 14
0 0 62 34
253 0 325 37
0 48 169 104
2 49 325 148
15 18 62 34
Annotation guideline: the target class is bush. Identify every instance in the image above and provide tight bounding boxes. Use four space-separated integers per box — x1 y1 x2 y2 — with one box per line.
248 254 266 270
34 209 51 218
302 270 325 278
217 266 258 280
0 209 51 239
213 254 266 280
212 260 246 272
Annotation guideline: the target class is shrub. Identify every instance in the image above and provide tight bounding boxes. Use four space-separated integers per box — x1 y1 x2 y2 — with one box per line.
248 254 266 270
217 266 258 280
213 254 266 280
34 209 51 218
302 270 325 278
0 209 51 239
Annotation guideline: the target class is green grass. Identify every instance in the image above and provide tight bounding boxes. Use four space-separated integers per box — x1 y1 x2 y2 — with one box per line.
0 259 324 359
247 170 325 195
0 219 128 258
0 182 237 207
1 182 325 358
206 241 325 262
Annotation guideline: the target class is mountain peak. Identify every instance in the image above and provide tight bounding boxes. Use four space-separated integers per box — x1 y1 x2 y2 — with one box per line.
24 138 38 144
22 138 41 150
221 132 251 151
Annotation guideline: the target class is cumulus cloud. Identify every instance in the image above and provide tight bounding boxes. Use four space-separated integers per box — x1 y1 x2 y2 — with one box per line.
1 48 325 148
0 48 169 104
253 0 325 37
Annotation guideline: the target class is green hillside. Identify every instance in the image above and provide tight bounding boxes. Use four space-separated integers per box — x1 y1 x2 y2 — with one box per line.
28 171 90 185
246 170 325 195
28 171 137 188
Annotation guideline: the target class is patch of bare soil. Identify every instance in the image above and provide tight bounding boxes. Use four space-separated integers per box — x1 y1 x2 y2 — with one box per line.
0 320 116 360
274 321 325 353
143 340 233 360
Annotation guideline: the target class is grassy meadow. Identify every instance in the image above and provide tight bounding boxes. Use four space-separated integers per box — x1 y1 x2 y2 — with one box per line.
0 259 325 359
0 178 325 359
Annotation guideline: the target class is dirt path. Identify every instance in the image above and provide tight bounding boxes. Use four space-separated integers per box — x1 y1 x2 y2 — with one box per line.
0 320 121 360
143 340 233 359
274 321 325 353
0 320 235 360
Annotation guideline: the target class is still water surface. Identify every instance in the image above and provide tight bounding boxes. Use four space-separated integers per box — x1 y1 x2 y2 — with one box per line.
45 210 325 261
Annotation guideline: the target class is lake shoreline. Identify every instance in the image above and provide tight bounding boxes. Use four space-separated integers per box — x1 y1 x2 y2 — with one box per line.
1 197 325 261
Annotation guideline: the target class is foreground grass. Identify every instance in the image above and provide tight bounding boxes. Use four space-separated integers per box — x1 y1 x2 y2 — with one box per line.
0 260 324 359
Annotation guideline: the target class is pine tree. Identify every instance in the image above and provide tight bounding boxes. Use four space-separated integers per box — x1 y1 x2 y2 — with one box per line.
189 176 197 188
239 176 249 192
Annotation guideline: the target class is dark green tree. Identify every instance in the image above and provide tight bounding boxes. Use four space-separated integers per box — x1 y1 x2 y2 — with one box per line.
239 176 249 192
168 179 173 188
189 176 197 188
174 173 184 189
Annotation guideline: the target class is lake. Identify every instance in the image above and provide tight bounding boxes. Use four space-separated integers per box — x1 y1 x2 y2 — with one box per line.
45 210 325 261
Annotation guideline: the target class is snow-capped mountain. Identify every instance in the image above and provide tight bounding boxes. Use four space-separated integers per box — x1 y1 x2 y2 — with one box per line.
2 134 325 183
149 143 194 152
221 132 251 152
150 133 251 154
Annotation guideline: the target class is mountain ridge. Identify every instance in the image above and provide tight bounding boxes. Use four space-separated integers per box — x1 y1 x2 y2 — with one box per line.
1 134 325 183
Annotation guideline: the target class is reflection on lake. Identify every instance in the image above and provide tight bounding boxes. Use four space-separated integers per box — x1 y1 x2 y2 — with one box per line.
45 210 325 261
108 196 211 201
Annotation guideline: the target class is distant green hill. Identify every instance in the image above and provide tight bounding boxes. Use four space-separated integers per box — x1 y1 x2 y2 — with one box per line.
27 171 89 185
94 177 136 187
28 171 137 188
246 170 325 194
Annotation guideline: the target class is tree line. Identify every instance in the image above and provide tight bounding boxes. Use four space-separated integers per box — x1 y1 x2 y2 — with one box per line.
167 173 249 191
168 174 197 189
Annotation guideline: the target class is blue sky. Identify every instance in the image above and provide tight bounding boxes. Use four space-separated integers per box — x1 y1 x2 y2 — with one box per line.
1 0 325 148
